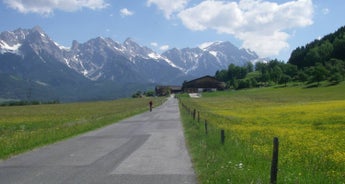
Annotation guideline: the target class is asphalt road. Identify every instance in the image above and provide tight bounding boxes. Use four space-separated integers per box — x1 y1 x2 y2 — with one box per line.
0 97 196 184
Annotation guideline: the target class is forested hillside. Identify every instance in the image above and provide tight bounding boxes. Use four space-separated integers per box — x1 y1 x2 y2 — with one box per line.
216 26 345 89
289 26 345 68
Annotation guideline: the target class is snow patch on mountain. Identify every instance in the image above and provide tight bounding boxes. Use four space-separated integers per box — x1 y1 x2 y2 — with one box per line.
199 41 216 50
54 41 70 51
148 52 161 60
209 51 218 57
0 40 21 54
35 80 49 86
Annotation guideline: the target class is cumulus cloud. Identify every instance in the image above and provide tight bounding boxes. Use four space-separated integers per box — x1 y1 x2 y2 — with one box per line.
150 42 169 51
159 45 170 51
178 0 314 57
3 0 109 15
147 0 189 19
120 8 134 17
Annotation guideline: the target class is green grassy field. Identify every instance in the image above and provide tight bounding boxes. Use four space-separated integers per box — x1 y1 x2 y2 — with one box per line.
179 83 345 183
0 97 165 160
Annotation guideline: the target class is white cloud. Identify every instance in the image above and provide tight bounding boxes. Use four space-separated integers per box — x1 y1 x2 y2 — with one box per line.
147 0 189 19
159 45 170 51
120 8 134 17
178 0 314 57
150 42 158 47
150 42 169 52
3 0 109 15
238 31 290 56
178 1 243 32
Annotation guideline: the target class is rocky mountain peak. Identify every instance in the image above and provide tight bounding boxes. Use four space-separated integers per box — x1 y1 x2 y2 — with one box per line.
71 40 79 50
32 25 44 33
123 37 136 45
206 41 237 52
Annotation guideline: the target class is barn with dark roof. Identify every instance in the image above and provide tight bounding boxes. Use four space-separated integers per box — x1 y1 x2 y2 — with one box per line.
182 75 225 93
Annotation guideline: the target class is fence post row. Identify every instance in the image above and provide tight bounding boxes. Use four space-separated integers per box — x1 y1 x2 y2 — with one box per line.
270 137 279 184
181 101 280 183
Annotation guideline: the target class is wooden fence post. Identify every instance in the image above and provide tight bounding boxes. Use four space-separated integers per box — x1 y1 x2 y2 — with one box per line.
270 137 279 184
204 120 208 135
193 109 196 120
221 129 225 144
198 111 200 123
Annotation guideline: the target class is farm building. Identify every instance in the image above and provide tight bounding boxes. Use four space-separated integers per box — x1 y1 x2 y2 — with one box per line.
155 86 182 96
182 75 225 93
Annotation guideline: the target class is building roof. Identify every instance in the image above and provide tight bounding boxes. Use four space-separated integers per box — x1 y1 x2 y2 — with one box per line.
183 75 225 89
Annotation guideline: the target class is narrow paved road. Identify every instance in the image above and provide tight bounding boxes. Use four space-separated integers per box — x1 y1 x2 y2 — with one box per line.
0 97 196 184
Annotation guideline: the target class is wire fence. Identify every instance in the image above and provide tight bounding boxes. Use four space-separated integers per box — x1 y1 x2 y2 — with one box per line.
180 100 279 184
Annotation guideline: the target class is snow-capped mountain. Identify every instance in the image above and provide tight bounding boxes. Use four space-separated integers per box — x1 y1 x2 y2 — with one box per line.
162 41 258 76
0 26 66 61
0 26 259 101
63 37 184 83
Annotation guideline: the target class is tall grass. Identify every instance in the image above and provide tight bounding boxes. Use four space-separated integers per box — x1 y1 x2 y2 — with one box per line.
179 83 345 183
0 97 165 160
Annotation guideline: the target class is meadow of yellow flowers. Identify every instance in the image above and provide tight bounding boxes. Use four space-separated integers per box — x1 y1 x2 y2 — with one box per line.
180 84 345 183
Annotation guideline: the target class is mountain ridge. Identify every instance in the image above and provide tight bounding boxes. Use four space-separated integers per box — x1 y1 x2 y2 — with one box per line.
0 26 259 101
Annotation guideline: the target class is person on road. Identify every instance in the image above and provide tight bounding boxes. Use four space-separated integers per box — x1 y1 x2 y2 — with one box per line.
149 100 153 112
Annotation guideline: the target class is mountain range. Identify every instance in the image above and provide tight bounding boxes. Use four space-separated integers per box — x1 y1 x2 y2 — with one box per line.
0 26 258 102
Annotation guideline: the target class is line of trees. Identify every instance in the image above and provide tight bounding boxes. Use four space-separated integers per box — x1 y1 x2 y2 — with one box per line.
0 100 60 106
215 58 345 90
131 90 155 98
215 63 255 89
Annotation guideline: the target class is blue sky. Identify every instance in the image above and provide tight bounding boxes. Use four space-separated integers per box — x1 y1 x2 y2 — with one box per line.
1 0 344 61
